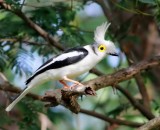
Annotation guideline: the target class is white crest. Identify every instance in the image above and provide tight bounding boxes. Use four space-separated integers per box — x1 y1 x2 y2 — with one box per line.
94 22 111 43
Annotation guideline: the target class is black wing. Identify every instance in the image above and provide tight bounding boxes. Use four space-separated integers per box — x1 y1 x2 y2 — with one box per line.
26 47 88 85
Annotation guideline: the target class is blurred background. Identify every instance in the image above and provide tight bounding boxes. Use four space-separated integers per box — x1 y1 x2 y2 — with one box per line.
0 0 160 130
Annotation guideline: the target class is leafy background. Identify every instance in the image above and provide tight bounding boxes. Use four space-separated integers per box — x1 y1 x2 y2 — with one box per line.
0 0 160 130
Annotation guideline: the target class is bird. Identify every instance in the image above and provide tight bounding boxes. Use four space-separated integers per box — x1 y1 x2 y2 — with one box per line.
5 22 118 112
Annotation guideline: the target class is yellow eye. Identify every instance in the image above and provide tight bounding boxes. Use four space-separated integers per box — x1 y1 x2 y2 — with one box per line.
98 44 106 52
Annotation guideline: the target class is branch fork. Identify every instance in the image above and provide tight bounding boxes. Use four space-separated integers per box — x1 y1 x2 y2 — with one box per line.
42 86 96 114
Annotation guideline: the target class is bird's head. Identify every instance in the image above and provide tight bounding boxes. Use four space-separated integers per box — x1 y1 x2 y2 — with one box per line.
93 22 118 58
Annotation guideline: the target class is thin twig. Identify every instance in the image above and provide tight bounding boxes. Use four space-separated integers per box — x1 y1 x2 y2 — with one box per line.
135 74 151 111
0 2 64 51
0 38 47 46
20 0 25 10
14 11 64 51
127 52 151 112
89 68 104 76
80 109 143 127
116 85 155 120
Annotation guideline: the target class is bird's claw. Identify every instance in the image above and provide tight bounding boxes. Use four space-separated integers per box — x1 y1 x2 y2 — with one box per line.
62 85 71 90
70 83 84 90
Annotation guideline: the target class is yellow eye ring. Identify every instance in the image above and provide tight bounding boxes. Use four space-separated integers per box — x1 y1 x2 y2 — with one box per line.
98 44 106 52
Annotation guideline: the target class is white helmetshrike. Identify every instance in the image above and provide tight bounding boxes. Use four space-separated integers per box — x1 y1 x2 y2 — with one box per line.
5 22 118 112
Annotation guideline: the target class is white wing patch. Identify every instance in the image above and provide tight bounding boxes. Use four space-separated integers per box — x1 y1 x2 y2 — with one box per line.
35 51 84 73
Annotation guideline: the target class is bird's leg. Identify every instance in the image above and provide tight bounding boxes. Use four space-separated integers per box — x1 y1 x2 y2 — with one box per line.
59 80 70 89
63 76 84 89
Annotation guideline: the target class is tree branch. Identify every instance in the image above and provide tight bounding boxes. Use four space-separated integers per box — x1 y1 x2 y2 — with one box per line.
84 56 160 91
0 38 47 46
80 109 143 127
14 10 64 51
0 80 41 100
116 85 155 120
137 117 160 130
89 68 104 76
0 77 143 127
135 74 151 111
0 1 64 51
1 56 159 114
0 56 159 128
0 1 104 76
1 1 160 118
124 50 151 112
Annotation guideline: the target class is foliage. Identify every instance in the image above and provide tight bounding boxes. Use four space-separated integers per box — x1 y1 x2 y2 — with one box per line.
0 0 160 130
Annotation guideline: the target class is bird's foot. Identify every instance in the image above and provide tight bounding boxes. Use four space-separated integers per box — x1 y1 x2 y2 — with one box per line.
63 85 71 90
70 82 84 90
59 80 71 90
59 78 84 91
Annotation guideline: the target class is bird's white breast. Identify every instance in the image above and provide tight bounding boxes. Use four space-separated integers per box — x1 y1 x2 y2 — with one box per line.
28 45 100 87
52 45 100 79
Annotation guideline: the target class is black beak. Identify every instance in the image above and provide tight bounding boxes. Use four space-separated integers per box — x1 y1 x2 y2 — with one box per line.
108 53 119 56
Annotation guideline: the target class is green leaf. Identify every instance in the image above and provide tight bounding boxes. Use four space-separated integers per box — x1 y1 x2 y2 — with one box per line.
138 0 156 5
